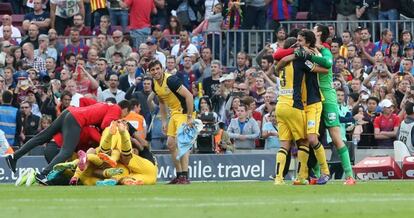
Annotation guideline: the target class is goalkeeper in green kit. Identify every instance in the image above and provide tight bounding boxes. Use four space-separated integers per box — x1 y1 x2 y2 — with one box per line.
308 24 356 185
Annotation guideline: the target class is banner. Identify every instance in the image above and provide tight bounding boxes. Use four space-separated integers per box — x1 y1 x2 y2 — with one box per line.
0 154 276 183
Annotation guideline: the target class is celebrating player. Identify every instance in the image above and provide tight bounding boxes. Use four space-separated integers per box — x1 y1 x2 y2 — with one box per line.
148 59 194 184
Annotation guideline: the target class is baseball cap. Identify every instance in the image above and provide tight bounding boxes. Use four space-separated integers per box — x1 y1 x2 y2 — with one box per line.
146 37 157 45
219 73 235 83
405 102 414 115
379 99 394 108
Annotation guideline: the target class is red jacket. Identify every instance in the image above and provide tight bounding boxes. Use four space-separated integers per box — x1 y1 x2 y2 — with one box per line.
67 102 122 130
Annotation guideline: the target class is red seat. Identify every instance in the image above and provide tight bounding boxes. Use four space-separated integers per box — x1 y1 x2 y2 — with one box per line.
295 12 310 20
12 14 25 27
0 3 13 15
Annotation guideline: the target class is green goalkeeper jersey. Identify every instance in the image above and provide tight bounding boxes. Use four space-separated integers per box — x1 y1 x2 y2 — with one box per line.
310 47 334 91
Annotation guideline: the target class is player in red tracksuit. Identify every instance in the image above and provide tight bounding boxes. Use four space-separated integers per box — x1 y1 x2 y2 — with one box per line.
5 100 131 184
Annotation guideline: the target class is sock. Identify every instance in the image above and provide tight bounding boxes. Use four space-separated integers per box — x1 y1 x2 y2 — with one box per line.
100 129 113 154
176 172 182 178
312 163 321 178
338 146 354 178
87 154 103 166
312 142 330 176
297 145 310 180
181 171 188 178
275 147 288 179
111 149 121 162
119 131 132 156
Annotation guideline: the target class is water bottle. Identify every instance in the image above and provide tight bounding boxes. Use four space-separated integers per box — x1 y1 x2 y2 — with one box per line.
352 134 360 146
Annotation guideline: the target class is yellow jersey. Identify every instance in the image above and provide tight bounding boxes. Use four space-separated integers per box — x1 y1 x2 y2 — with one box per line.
278 61 306 110
153 73 188 115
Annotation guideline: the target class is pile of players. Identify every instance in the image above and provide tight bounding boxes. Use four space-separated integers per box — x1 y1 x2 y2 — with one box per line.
6 99 157 186
272 24 356 185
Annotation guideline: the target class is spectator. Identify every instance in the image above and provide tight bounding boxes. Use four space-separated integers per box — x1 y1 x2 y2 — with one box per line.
119 58 139 92
22 43 46 72
50 0 85 35
97 74 125 103
373 29 393 55
105 30 132 64
192 47 212 81
64 79 83 106
44 57 58 79
72 60 99 96
176 55 195 90
262 109 280 151
266 0 291 31
34 34 58 62
363 52 392 90
0 15 22 44
357 27 375 66
61 28 90 60
151 25 171 53
256 89 276 121
89 0 109 28
146 36 166 68
385 42 402 73
163 16 182 45
269 26 287 52
356 96 379 147
2 67 15 91
0 90 22 147
92 15 113 36
378 0 400 38
241 0 266 45
87 48 100 70
374 99 400 148
400 30 414 53
1 25 18 46
165 55 177 75
48 29 65 57
125 77 153 125
330 41 340 59
227 104 260 150
64 13 91 37
25 88 42 118
108 0 129 33
335 0 358 34
339 30 353 58
20 24 40 49
22 0 51 35
356 0 379 21
251 76 266 107
19 101 40 143
234 51 249 82
397 102 414 154
120 0 155 48
171 30 200 59
202 60 222 99
205 2 223 59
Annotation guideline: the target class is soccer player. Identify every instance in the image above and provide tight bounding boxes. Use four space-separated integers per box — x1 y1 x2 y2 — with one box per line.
295 30 331 185
312 24 356 185
274 37 327 185
5 101 129 185
148 59 194 184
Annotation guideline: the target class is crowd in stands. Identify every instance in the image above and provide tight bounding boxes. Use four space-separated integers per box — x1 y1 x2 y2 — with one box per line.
0 0 413 154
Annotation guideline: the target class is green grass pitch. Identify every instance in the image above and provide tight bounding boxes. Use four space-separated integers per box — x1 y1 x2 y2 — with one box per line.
1 181 414 218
